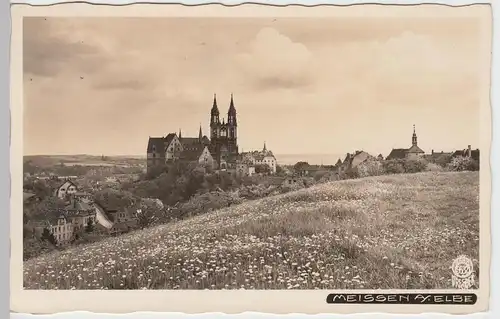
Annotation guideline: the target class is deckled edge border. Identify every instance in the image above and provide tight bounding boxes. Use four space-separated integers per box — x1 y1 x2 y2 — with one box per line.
5 1 499 319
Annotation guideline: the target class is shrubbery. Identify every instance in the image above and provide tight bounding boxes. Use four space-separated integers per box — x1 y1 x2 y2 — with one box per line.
402 158 428 173
170 190 243 220
318 171 340 183
447 156 479 172
357 159 385 178
382 158 428 175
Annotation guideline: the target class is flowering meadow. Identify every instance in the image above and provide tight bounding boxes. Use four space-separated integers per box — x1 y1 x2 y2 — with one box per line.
23 171 479 290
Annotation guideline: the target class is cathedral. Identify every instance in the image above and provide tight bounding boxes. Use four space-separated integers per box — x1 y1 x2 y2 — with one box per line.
209 93 239 167
146 94 239 172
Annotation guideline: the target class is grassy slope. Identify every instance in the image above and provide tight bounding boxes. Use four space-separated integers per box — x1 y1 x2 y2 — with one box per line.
23 171 479 290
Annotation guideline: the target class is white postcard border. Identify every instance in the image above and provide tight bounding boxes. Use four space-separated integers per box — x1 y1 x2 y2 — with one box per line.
8 0 499 318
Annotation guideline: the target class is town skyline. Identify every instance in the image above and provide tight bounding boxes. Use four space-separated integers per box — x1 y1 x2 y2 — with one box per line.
24 17 482 156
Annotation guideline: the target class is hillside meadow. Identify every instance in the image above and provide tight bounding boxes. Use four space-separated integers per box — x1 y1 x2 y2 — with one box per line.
23 171 480 290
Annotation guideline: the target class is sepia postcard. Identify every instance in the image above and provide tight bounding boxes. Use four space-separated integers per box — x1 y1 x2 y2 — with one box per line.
10 1 492 315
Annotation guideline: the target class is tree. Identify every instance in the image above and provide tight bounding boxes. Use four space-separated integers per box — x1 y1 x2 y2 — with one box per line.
313 170 328 181
135 206 160 229
23 160 39 175
447 156 479 172
255 164 271 174
145 165 165 180
357 159 385 178
402 158 428 173
94 188 137 211
275 165 285 176
32 180 53 199
293 161 309 173
85 218 94 233
23 225 33 239
433 154 453 167
41 228 57 245
31 197 67 219
383 159 405 174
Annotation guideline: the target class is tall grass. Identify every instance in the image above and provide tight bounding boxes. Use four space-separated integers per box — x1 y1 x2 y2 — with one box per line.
23 171 479 290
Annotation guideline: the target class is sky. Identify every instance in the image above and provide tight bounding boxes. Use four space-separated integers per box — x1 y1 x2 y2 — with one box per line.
23 14 486 158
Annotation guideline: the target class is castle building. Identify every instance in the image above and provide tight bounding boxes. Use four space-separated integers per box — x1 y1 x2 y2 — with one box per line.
146 94 239 173
386 125 425 160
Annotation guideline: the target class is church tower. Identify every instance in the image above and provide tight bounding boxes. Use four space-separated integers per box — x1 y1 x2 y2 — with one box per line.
210 94 220 140
227 93 238 154
412 124 418 146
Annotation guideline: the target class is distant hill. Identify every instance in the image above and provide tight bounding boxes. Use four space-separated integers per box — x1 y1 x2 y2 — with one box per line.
23 155 145 168
23 171 479 290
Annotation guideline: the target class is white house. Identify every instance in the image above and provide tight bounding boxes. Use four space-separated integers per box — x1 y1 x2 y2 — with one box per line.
54 180 78 199
240 142 278 174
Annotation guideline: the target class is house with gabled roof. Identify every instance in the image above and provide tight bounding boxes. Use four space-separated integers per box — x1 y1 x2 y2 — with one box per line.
338 150 374 174
64 198 96 231
451 145 480 162
27 206 77 246
147 133 184 174
239 142 278 174
93 200 138 236
386 125 425 160
179 141 216 169
54 180 78 199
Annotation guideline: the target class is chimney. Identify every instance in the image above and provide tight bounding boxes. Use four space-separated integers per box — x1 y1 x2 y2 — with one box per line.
467 145 472 158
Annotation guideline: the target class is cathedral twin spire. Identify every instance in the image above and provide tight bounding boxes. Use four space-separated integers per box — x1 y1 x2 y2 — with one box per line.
210 93 237 126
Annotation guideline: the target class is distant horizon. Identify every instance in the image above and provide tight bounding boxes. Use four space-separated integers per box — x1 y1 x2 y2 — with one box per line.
23 146 479 167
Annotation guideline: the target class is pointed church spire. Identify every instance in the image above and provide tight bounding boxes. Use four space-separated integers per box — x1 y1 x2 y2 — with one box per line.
229 93 236 113
211 93 219 115
263 141 267 152
227 93 237 127
199 124 203 140
179 128 182 139
412 124 418 146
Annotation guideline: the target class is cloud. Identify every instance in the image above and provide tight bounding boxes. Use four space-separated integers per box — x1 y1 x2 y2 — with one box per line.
89 51 159 92
23 18 107 78
300 30 480 110
22 18 484 155
236 27 313 90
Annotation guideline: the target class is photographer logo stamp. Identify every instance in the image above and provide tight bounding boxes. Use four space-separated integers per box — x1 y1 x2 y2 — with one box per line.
451 255 475 289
